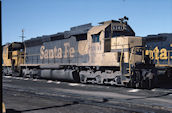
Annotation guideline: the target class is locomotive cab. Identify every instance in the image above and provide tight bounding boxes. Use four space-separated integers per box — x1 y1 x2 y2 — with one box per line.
87 17 139 67
85 17 156 88
102 17 135 52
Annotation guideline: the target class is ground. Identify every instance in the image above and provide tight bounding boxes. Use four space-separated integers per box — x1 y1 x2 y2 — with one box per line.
3 76 172 113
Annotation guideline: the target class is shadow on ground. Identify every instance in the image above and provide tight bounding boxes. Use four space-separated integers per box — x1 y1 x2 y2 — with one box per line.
6 109 21 113
6 101 79 113
6 98 110 113
21 101 79 112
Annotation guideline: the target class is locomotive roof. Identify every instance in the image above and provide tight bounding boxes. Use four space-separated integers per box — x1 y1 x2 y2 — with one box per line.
25 23 92 46
88 23 110 34
3 42 24 51
144 33 172 42
99 20 120 24
24 17 135 47
24 23 92 46
144 33 172 39
146 33 172 37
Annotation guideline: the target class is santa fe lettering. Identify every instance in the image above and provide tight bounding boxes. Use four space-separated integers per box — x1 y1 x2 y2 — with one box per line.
40 43 75 59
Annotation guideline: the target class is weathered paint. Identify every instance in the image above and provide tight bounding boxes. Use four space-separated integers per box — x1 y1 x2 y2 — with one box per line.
2 43 24 67
25 36 89 65
25 20 142 67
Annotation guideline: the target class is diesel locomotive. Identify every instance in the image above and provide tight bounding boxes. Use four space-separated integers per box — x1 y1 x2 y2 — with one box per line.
3 17 170 89
144 33 172 79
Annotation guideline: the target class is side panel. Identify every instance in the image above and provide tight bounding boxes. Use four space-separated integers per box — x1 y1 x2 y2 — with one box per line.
145 34 172 67
25 45 41 64
25 36 89 65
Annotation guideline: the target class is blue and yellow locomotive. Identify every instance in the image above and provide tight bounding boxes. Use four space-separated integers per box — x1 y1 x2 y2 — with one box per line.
3 17 171 89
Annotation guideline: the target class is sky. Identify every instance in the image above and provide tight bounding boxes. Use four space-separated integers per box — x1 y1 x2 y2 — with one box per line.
2 0 172 44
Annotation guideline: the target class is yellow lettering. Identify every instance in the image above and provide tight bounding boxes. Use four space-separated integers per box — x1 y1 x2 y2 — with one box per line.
146 45 172 60
44 49 48 59
40 43 74 59
54 47 62 58
69 48 75 58
64 43 70 58
40 46 45 59
48 49 54 59
145 50 154 59
160 48 167 60
149 50 154 60
170 44 172 59
153 46 159 60
57 48 62 58
54 47 58 58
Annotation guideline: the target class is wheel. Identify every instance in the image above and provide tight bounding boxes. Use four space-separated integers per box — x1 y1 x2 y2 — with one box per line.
80 75 88 83
135 82 140 88
140 80 146 89
128 80 135 88
146 72 154 89
96 75 102 84
148 78 154 89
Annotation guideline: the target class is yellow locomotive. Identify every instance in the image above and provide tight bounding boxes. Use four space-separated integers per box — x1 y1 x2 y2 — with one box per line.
3 42 24 76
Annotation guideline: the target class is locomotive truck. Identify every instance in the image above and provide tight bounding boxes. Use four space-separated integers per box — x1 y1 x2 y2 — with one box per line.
3 17 163 89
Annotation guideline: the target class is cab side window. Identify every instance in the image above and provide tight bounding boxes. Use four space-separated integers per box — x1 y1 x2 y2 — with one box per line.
92 33 100 43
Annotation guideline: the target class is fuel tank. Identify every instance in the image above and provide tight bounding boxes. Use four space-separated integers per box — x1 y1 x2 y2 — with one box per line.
40 69 80 82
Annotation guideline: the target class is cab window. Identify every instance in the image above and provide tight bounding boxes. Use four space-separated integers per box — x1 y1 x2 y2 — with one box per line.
92 33 100 43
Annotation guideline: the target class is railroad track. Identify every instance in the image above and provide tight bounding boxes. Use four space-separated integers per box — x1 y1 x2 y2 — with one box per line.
4 87 171 113
3 76 172 113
